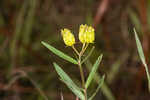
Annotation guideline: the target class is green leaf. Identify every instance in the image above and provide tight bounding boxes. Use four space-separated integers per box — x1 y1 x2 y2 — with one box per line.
85 54 103 89
85 60 116 100
41 41 78 64
134 29 146 67
53 63 85 100
134 28 150 92
88 75 105 100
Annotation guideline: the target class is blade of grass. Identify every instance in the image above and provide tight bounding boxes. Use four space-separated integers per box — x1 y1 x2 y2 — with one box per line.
85 54 103 89
41 41 78 64
134 28 150 92
88 75 105 100
23 0 37 45
53 63 85 100
9 1 27 79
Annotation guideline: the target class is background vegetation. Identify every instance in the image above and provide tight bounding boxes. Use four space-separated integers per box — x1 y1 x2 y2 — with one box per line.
0 0 150 100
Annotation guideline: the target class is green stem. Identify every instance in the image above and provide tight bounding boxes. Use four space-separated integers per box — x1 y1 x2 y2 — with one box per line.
74 43 89 100
84 88 87 100
78 44 88 100
145 64 150 92
78 56 85 88
80 43 88 56
78 59 87 100
82 44 89 54
72 45 80 56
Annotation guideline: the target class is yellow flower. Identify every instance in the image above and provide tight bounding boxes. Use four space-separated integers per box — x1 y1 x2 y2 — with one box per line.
79 24 95 43
61 28 75 46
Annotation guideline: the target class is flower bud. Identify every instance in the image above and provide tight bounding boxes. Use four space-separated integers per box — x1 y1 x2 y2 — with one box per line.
79 24 95 43
61 28 75 46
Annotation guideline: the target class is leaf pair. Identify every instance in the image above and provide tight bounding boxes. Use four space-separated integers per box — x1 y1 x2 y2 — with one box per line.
84 54 105 100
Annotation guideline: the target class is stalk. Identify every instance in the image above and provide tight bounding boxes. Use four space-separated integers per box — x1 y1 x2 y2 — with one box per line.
72 43 89 100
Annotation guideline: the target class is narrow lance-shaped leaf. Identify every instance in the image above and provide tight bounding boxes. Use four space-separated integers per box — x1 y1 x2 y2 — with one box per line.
134 28 150 92
85 60 116 100
134 29 146 66
85 54 103 89
41 41 78 64
53 63 85 100
89 75 105 100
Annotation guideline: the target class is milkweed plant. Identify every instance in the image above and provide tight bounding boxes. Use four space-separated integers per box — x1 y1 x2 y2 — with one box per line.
41 24 105 100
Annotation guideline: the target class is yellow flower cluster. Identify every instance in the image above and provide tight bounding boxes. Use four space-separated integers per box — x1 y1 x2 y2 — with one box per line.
61 24 95 46
61 28 75 46
79 24 95 43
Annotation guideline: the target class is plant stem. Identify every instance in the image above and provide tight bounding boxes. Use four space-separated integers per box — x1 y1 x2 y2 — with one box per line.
78 58 87 100
84 88 87 100
73 43 89 100
77 43 89 100
72 45 80 56
82 44 89 55
144 64 150 91
78 57 85 88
